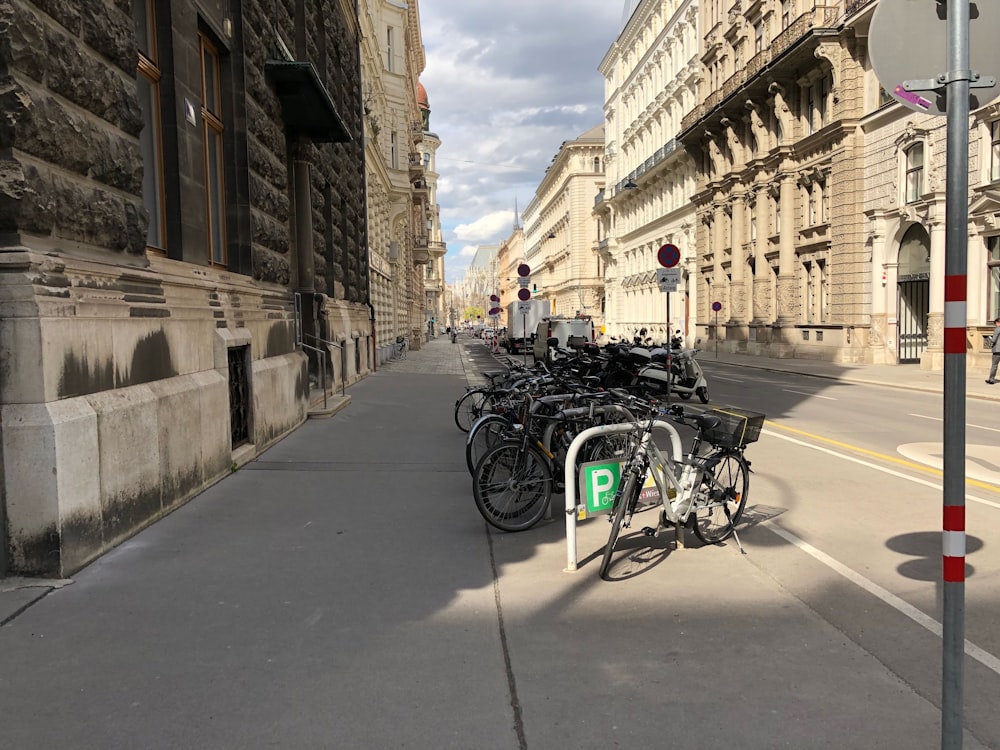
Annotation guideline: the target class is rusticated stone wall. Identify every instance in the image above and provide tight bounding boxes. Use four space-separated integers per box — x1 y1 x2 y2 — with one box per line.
0 0 371 576
0 0 146 256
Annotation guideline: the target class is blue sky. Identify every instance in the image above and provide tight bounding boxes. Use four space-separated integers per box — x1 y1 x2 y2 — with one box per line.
419 0 624 283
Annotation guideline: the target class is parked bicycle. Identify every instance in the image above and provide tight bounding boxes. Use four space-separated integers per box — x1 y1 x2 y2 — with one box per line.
599 403 764 579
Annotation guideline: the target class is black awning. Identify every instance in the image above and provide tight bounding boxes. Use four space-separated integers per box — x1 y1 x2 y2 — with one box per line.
264 60 352 143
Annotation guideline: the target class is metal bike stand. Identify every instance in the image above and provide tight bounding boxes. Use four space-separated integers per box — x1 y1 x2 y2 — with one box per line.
562 420 683 572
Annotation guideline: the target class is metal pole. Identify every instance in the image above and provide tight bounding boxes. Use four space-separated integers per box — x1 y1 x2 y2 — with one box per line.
523 312 527 366
942 1 969 747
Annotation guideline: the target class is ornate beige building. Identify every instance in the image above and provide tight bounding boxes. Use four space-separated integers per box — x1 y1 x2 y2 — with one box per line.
523 126 606 327
595 0 701 344
419 86 448 336
665 0 1000 369
359 0 433 361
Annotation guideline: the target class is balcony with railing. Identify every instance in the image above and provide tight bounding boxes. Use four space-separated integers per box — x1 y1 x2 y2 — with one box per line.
412 235 430 265
680 6 838 134
612 138 680 194
845 0 877 19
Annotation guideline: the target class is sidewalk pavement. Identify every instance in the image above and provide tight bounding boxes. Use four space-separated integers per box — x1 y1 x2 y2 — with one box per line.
0 337 992 749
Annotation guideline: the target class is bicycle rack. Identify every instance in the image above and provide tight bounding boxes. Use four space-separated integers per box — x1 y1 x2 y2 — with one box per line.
562 420 683 572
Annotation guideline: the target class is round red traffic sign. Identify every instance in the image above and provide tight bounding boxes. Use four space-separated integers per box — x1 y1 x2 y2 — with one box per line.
488 307 501 316
489 294 500 303
711 301 722 312
517 263 531 278
517 288 531 301
657 243 680 268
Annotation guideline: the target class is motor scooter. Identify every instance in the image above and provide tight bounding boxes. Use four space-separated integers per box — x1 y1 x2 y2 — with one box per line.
632 331 710 404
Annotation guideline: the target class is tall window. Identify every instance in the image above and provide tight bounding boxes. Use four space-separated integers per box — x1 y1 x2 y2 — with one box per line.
390 131 398 169
386 26 394 72
989 236 1000 320
135 0 165 251
201 34 226 265
754 21 764 54
905 143 924 204
991 121 1000 182
781 0 791 30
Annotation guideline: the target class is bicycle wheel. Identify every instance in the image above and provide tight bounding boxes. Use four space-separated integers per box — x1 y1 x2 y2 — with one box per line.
472 442 552 532
455 388 488 432
466 413 513 474
691 451 749 544
599 466 643 579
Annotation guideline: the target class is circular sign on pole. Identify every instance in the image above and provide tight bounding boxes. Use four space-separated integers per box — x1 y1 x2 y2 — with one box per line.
488 306 501 316
517 287 531 301
711 301 722 312
868 0 1000 116
657 243 681 268
517 263 531 278
489 294 500 303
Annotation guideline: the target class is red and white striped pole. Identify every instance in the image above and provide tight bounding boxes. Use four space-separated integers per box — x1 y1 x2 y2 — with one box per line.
940 1 970 745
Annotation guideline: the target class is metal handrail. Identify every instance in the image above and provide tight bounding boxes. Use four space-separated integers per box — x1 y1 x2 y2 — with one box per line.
304 333 347 398
298 341 329 410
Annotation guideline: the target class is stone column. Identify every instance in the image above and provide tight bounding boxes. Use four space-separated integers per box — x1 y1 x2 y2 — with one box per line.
730 192 746 324
923 218 947 369
776 172 797 324
752 189 771 324
712 200 726 322
293 139 315 293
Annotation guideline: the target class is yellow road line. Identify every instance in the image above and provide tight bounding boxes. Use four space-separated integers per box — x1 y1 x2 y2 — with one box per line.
764 420 1000 493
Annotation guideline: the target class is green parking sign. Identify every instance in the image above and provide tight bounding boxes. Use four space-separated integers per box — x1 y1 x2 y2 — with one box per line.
578 460 661 519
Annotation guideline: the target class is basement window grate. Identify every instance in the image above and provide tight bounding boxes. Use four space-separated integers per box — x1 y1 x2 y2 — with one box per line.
228 345 251 448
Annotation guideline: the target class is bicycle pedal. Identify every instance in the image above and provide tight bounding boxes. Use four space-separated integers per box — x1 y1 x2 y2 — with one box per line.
641 526 657 537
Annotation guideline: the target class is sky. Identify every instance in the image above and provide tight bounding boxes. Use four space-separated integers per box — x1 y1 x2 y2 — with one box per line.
419 0 627 284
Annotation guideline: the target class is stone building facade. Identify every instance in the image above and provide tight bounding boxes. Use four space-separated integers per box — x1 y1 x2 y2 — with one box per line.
522 125 606 329
359 0 433 362
0 0 374 576
595 0 700 345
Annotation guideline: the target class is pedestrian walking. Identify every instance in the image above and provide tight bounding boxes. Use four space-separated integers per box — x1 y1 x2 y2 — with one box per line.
987 317 1000 384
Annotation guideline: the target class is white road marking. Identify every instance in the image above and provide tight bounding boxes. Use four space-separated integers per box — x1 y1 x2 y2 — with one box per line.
765 430 1000 510
764 523 1000 678
909 413 1000 434
712 375 744 382
782 388 836 400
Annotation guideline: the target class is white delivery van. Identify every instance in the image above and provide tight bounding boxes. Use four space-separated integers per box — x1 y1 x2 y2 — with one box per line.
505 299 551 353
532 316 595 360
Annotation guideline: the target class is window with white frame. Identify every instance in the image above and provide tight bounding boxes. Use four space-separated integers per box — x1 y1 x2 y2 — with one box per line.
989 236 1000 320
386 26 394 72
991 121 1000 182
905 143 924 203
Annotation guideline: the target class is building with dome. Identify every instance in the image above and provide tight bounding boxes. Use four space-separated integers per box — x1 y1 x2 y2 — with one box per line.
417 84 449 336
359 0 437 360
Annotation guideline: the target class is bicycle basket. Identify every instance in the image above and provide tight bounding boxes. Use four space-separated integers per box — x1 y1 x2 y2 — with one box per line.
701 407 765 448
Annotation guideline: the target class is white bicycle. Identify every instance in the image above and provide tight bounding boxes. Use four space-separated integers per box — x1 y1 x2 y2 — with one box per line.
599 404 763 578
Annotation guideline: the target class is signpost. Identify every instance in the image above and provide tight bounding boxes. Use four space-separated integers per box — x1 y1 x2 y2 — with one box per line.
711 301 722 359
517 264 531 364
868 2 999 745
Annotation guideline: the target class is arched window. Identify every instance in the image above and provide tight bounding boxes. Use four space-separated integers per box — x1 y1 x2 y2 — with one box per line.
905 143 924 203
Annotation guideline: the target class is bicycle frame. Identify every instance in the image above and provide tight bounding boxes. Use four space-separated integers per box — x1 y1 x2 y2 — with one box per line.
624 425 707 528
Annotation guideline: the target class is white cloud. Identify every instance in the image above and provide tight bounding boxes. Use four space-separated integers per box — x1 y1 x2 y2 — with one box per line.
457 245 479 258
418 0 622 283
453 211 516 243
